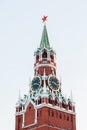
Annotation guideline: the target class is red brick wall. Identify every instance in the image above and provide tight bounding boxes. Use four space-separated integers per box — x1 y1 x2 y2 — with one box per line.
24 103 35 126
30 106 76 130
15 115 23 130
16 103 76 130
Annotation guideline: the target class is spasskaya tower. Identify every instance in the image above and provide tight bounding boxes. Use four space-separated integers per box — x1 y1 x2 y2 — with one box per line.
15 16 76 130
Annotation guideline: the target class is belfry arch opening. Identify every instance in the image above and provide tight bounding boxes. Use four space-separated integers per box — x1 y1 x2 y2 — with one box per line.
42 51 47 58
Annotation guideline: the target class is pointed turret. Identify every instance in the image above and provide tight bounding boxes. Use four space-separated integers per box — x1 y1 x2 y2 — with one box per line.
40 25 50 49
40 16 50 49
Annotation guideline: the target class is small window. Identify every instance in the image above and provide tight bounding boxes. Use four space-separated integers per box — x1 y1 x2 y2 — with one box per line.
60 113 62 119
29 106 31 110
38 96 41 104
32 99 34 102
68 100 72 110
52 111 54 117
67 115 69 121
56 112 58 118
37 111 39 117
48 110 50 116
19 105 22 111
62 98 66 108
36 55 39 61
55 97 59 106
50 55 54 60
49 95 52 104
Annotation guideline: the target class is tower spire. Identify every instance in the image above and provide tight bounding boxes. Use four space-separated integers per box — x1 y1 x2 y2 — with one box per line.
40 16 50 49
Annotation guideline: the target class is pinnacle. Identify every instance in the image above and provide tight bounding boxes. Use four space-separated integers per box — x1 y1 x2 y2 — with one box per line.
40 24 50 49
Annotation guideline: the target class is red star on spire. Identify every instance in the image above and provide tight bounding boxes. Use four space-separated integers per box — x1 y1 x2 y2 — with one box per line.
42 16 48 23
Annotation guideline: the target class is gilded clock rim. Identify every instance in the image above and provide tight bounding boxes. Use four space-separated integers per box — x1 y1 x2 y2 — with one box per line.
48 75 60 91
31 76 42 92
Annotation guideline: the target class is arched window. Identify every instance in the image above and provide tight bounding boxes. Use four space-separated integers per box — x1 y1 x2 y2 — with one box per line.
19 104 22 111
62 97 66 108
50 55 54 60
37 111 39 117
42 51 47 58
52 111 54 117
55 97 59 106
36 55 39 62
49 95 52 104
68 100 72 110
60 113 62 119
56 112 58 118
67 115 69 121
48 109 50 116
38 96 41 104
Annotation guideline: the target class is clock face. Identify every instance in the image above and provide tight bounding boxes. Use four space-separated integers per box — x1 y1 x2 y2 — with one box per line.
48 75 59 91
31 76 41 91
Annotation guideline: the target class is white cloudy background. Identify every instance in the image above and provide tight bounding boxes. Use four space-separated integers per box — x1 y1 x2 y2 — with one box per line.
0 0 87 130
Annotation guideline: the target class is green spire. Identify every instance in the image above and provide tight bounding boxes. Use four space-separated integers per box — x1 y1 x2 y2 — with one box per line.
40 25 50 49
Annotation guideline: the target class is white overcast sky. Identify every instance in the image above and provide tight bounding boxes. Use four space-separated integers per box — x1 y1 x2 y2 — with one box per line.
0 0 87 130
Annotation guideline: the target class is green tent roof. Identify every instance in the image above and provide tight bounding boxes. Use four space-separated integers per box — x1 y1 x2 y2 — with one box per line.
40 25 50 49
